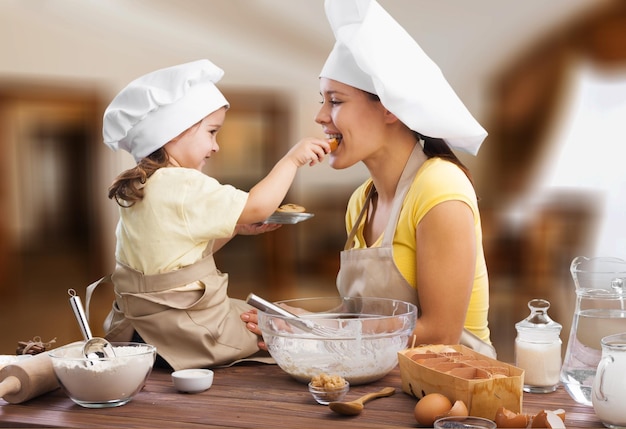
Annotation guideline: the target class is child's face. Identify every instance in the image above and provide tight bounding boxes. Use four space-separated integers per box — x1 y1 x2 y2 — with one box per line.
164 106 227 171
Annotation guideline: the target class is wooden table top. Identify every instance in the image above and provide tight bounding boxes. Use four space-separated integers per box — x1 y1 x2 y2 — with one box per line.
0 362 603 428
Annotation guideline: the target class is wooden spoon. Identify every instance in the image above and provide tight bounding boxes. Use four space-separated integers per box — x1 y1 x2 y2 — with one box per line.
328 386 396 416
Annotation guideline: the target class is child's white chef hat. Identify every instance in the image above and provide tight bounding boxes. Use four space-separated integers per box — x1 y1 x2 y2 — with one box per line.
103 59 229 162
320 0 487 155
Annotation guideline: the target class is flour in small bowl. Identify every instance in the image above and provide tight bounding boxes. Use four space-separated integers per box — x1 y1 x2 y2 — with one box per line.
50 343 155 404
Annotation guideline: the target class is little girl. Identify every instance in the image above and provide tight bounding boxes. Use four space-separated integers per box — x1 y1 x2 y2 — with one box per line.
91 59 330 370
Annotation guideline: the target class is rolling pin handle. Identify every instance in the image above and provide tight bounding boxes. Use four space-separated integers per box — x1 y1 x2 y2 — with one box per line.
0 375 22 400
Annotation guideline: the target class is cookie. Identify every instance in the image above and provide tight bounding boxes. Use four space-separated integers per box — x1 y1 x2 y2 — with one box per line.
276 203 306 213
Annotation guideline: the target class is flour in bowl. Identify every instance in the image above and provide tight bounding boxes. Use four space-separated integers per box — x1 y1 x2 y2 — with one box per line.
50 343 155 404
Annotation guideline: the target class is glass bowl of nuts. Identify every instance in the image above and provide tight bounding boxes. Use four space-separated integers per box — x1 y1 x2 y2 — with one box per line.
308 373 349 405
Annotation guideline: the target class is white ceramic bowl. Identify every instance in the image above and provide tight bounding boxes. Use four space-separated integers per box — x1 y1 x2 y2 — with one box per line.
49 341 156 408
257 296 417 385
171 369 214 393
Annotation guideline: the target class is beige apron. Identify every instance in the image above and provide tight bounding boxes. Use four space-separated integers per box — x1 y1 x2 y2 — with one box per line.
86 250 271 370
336 144 497 358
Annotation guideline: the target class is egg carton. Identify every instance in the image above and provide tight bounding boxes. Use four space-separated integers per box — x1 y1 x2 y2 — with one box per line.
398 344 524 420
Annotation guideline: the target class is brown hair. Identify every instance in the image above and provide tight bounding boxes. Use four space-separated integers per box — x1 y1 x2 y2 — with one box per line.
417 133 474 186
108 148 170 207
108 120 204 207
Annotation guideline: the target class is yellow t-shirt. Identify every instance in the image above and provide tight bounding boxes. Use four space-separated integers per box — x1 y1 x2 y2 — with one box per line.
345 158 490 342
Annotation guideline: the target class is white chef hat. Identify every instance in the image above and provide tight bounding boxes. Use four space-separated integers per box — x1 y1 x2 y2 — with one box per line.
103 59 229 162
320 0 487 155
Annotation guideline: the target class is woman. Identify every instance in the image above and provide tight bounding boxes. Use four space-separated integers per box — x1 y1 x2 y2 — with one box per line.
242 0 494 356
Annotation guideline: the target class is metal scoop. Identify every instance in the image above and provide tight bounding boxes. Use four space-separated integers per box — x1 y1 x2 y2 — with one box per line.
68 289 115 360
246 293 338 337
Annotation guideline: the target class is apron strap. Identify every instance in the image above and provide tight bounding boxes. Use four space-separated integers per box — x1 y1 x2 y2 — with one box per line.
343 143 423 250
113 255 216 294
381 143 424 246
344 185 376 251
85 274 112 323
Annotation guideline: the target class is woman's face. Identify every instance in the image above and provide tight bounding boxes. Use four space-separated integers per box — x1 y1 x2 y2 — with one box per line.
164 106 227 171
316 78 390 169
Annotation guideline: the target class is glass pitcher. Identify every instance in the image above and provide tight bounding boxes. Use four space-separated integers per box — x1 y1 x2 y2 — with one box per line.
560 256 626 406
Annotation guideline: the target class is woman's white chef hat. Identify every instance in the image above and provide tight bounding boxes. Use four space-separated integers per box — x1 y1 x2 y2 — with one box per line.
320 0 487 155
103 59 229 162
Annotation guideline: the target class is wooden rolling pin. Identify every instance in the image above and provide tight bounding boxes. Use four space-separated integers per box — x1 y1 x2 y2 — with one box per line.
0 351 59 404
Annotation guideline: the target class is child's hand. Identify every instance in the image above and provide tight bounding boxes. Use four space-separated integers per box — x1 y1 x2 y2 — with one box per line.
235 223 282 236
286 137 329 167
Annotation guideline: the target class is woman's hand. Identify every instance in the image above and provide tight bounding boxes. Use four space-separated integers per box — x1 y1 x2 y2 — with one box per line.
241 309 267 351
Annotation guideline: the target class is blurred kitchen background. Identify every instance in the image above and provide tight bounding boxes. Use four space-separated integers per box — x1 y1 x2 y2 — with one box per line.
1 0 625 363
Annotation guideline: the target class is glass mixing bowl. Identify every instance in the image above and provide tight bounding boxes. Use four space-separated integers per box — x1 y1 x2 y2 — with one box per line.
49 341 156 408
257 296 417 385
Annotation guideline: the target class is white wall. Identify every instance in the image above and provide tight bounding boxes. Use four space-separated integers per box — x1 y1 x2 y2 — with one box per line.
1 0 608 136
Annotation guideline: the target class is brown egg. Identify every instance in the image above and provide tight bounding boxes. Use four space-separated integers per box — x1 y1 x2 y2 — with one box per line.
495 406 529 428
414 393 452 427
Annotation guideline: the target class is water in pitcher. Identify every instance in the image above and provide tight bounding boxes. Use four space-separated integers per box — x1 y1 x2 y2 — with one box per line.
561 309 626 405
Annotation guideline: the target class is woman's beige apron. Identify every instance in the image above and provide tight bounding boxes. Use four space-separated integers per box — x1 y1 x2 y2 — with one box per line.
336 144 496 358
85 249 271 370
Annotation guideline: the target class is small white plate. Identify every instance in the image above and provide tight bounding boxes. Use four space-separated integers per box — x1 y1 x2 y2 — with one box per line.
264 212 314 225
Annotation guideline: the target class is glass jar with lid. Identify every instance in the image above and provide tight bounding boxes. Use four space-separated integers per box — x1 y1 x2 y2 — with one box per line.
515 298 562 393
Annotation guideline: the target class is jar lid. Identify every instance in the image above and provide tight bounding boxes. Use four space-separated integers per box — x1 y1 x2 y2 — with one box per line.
515 299 562 339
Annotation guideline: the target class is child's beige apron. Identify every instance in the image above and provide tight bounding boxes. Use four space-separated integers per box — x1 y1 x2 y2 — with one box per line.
86 248 270 370
336 144 497 358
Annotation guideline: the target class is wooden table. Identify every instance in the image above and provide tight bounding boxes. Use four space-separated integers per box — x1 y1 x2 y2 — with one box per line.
0 363 603 428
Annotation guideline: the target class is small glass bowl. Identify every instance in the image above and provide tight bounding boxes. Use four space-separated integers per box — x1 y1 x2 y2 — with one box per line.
434 416 497 429
307 381 350 405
